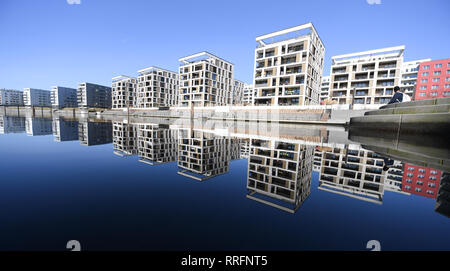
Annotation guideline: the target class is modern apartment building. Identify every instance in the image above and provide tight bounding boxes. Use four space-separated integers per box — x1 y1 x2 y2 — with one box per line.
253 23 325 106
50 86 78 109
242 84 255 105
0 89 24 106
25 117 52 136
179 52 234 107
112 122 138 156
112 76 137 109
247 138 313 213
318 146 386 204
23 88 52 107
78 120 113 146
400 59 431 98
52 117 79 142
320 75 330 103
330 46 404 105
177 129 232 181
136 67 179 108
402 163 441 198
384 161 405 193
77 82 112 109
415 58 450 100
232 79 245 105
313 146 322 172
137 124 178 165
0 116 25 134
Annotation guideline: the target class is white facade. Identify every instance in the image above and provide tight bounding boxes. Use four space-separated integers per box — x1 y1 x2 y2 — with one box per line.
400 59 431 98
0 89 24 106
232 79 245 105
136 67 178 108
25 117 53 136
330 46 404 105
320 76 330 103
243 84 255 105
51 86 78 108
253 23 325 106
179 52 234 107
23 88 51 107
112 76 137 109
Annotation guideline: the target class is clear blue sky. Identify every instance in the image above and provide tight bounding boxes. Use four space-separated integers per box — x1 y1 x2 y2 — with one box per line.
1 0 449 90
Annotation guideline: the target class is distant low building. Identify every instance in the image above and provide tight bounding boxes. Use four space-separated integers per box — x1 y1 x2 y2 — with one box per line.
0 116 25 134
77 82 112 109
25 117 52 136
51 86 78 108
23 88 51 107
0 89 24 106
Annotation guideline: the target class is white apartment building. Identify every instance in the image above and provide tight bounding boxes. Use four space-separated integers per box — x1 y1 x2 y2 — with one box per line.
253 23 325 106
232 79 245 105
136 67 178 108
23 88 52 107
112 122 138 156
179 52 234 107
51 86 78 108
177 129 232 181
320 76 330 103
0 89 24 106
247 138 313 213
112 76 137 109
242 84 255 105
400 59 431 98
330 46 404 105
137 124 178 165
318 146 386 204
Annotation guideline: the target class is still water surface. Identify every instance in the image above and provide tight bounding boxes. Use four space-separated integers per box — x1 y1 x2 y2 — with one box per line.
0 115 448 250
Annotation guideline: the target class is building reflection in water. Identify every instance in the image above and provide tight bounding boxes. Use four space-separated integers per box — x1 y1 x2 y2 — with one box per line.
112 122 138 156
247 138 313 213
137 123 178 165
0 116 25 134
318 145 386 204
52 117 79 142
78 120 112 146
177 129 234 181
25 117 52 136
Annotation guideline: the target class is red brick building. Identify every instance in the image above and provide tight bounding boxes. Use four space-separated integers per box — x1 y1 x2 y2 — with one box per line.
415 58 450 100
402 163 441 198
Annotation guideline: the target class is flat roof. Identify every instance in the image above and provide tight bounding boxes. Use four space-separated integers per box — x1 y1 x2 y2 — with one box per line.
137 66 177 75
255 22 324 48
332 45 405 61
178 51 234 65
112 75 136 81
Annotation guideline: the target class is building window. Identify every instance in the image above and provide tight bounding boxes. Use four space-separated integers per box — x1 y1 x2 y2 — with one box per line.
423 65 430 70
415 188 422 192
421 79 428 83
434 71 441 75
405 185 411 190
428 182 436 188
418 174 425 178
408 167 415 171
432 78 440 82
422 72 429 76
429 176 437 180
431 170 438 174
420 86 427 90
406 179 412 183
444 91 450 96
431 85 439 90
430 92 438 96
435 64 442 68
445 84 450 88
419 168 425 173
417 181 423 185
419 92 426 97
447 70 450 74
407 173 413 177
426 190 434 195
446 77 450 82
